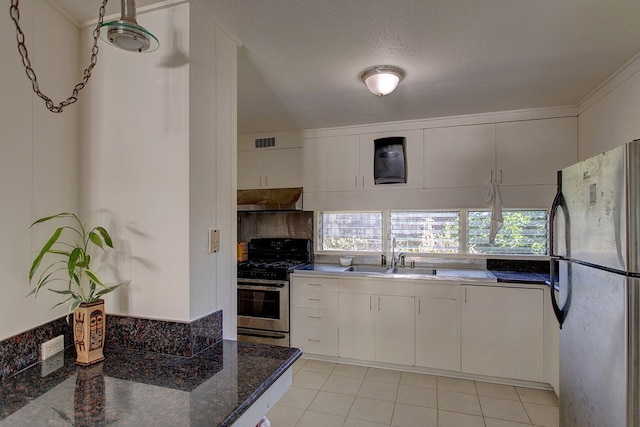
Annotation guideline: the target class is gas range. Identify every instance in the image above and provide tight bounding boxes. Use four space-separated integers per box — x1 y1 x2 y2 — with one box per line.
237 238 313 347
237 238 313 281
237 260 308 281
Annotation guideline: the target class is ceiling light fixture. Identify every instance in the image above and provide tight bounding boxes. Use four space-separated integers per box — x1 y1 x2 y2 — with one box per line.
100 0 159 53
360 65 405 96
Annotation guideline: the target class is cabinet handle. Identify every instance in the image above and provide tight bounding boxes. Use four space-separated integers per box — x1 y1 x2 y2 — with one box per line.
355 176 358 189
308 315 322 319
362 176 365 188
378 296 381 311
499 169 503 184
308 283 322 287
308 298 322 302
308 339 322 342
259 176 262 187
490 170 493 183
418 299 421 314
369 296 372 311
464 288 467 303
266 176 269 187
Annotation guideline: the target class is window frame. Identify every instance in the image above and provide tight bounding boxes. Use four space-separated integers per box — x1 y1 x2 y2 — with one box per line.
316 208 549 258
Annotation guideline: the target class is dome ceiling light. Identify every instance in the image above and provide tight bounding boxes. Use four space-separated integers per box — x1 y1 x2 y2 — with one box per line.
101 0 159 53
360 65 406 96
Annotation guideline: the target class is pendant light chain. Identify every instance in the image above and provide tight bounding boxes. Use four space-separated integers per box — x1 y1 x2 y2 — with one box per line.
9 0 109 113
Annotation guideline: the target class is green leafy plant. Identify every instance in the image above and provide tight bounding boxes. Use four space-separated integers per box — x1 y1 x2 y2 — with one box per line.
28 212 125 315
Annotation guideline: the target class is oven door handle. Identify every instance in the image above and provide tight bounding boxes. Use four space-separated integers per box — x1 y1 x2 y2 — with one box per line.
237 330 288 340
237 279 287 288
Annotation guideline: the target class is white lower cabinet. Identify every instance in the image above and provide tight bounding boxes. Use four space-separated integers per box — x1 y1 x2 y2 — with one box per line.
415 293 461 371
291 273 550 385
290 276 339 356
338 284 415 365
461 285 544 382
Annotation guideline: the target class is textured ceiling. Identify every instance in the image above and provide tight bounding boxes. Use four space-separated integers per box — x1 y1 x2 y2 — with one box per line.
51 0 640 135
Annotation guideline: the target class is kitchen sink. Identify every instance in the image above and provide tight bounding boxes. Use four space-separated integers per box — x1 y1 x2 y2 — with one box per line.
344 265 437 276
346 265 391 273
387 267 437 276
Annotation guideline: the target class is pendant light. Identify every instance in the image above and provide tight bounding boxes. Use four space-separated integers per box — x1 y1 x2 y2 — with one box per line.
360 65 405 96
100 0 159 53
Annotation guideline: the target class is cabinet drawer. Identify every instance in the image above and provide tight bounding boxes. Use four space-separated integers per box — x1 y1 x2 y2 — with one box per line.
415 282 459 299
292 307 338 327
292 276 339 291
291 325 338 356
292 289 338 309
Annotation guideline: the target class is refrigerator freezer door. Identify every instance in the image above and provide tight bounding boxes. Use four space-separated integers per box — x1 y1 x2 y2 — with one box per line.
560 142 640 272
560 262 630 426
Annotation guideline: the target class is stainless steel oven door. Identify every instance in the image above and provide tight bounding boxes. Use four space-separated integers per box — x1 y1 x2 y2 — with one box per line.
237 279 289 332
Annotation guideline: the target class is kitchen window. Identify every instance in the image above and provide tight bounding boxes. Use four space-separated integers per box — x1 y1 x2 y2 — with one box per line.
389 211 460 253
318 211 383 252
317 209 548 256
467 209 548 255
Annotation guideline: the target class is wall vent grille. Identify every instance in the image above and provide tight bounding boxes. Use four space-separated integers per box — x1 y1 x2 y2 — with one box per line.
255 137 276 148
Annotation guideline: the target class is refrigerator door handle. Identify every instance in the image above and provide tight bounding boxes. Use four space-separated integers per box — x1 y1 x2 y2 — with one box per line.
549 170 571 327
549 259 571 328
549 170 571 258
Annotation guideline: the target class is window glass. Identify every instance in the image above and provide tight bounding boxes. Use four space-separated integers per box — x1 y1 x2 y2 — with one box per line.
319 212 383 251
467 210 548 255
390 211 460 253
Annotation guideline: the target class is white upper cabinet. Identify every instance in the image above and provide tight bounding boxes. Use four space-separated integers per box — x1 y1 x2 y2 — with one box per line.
424 124 496 188
303 135 360 192
304 131 424 192
423 117 577 189
238 148 302 190
496 117 577 186
360 130 424 190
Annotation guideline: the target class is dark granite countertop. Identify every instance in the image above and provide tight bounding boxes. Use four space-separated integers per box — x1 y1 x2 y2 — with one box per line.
490 270 550 284
0 340 301 426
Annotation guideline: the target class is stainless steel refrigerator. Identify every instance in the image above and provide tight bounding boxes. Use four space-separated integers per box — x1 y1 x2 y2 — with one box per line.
550 139 640 426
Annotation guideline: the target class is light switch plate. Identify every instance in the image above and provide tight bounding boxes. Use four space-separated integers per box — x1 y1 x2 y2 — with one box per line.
209 229 220 253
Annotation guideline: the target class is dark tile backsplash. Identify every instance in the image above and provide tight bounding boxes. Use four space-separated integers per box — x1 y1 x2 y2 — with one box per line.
487 259 551 274
0 310 223 380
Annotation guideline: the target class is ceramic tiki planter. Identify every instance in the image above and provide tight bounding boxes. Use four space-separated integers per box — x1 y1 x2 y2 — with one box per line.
74 300 106 366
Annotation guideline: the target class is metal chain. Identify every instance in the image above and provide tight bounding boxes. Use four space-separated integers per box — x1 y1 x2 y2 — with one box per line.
9 0 109 113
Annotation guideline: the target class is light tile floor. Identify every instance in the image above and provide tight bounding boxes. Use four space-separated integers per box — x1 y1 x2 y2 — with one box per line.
267 358 559 427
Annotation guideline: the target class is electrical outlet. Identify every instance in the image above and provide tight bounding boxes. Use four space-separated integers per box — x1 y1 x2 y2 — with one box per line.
209 229 220 253
41 351 64 377
41 335 64 360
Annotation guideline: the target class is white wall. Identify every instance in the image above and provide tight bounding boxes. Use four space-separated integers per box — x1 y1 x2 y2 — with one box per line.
0 0 81 340
578 54 640 159
80 2 237 332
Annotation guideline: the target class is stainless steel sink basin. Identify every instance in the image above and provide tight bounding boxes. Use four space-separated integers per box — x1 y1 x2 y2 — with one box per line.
344 265 437 276
387 267 437 276
346 265 391 273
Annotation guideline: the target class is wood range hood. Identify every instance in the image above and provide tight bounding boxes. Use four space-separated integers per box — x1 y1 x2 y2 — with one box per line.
237 187 303 211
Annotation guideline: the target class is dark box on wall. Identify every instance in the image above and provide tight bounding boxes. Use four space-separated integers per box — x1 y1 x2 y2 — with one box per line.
373 136 406 184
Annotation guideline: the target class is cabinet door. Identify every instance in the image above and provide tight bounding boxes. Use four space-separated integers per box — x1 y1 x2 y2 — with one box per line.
461 285 544 381
264 148 302 188
338 292 375 360
415 297 460 371
497 117 577 186
238 151 264 189
303 135 360 191
375 295 415 365
360 130 424 190
423 124 496 188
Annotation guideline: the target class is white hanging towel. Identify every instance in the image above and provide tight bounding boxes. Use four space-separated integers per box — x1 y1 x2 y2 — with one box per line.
484 179 503 243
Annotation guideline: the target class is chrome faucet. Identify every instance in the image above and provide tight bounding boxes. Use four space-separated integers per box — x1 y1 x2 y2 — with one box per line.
390 237 405 269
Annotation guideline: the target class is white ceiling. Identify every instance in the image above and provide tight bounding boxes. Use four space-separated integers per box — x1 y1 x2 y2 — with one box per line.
52 0 640 135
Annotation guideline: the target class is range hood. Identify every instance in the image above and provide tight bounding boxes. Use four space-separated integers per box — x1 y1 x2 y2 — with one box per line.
237 187 303 211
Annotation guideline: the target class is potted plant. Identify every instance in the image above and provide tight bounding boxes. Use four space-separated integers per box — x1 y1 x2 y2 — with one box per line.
28 212 126 365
